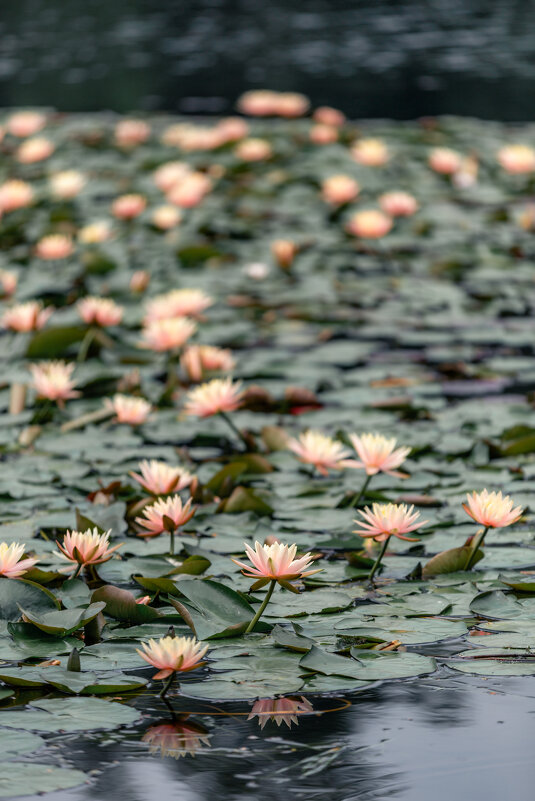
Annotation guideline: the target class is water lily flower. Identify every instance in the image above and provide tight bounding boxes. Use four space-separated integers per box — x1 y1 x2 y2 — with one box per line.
166 172 212 208
105 394 151 425
276 92 310 117
428 147 462 175
130 459 194 495
463 490 522 529
115 119 151 148
497 144 535 174
248 697 313 729
49 170 86 199
344 433 411 478
271 239 297 270
152 205 182 230
183 377 244 418
140 317 196 352
309 124 338 145
346 209 393 239
137 635 208 680
153 161 191 192
321 174 359 205
313 106 345 126
17 136 54 164
77 296 123 327
233 541 321 632
142 720 211 758
2 300 52 332
180 344 235 383
130 270 150 293
136 495 196 553
379 191 418 217
7 110 46 137
56 528 122 573
111 194 146 220
144 289 213 322
29 360 79 403
35 234 74 260
0 542 38 578
354 503 425 543
235 138 272 162
0 269 17 297
462 489 523 570
78 220 113 244
351 138 389 166
288 430 351 476
0 179 34 212
354 503 426 582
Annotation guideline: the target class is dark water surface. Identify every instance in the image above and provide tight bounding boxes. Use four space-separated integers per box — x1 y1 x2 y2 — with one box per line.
2 0 535 119
28 673 535 801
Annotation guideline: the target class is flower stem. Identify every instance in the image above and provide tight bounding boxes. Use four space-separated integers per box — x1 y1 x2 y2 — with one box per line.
77 327 96 363
159 672 175 698
72 563 83 580
464 526 489 571
245 579 276 634
349 474 372 508
169 529 175 556
219 410 249 449
368 535 391 583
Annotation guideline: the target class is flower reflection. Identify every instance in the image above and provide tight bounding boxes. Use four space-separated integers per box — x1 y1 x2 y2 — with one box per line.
142 718 210 759
248 696 313 729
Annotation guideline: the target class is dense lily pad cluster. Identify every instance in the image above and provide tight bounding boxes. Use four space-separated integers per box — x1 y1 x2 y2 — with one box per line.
1 100 535 785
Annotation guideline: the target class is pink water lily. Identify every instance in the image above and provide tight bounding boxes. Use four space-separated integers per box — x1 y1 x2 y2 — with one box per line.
343 433 411 477
354 503 426 543
130 460 194 496
183 377 243 417
105 394 151 425
288 430 350 476
77 296 123 327
56 528 122 569
137 635 209 680
233 541 321 585
142 721 210 758
135 495 196 538
463 490 522 529
30 360 79 403
2 301 53 332
248 697 313 729
0 542 38 578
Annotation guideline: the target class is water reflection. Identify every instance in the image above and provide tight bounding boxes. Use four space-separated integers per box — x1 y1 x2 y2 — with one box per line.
247 696 314 729
142 717 211 759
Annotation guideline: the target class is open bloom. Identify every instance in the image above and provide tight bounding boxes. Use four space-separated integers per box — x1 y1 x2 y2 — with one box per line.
354 503 426 542
105 394 151 425
248 697 313 729
49 170 86 199
0 542 38 578
56 528 122 568
30 360 79 402
288 430 351 476
167 172 212 208
233 541 321 586
497 144 535 174
0 269 17 297
7 110 46 137
152 205 182 230
309 124 338 145
137 635 209 680
115 118 151 147
346 209 393 239
142 721 210 758
78 220 112 244
0 179 34 212
428 147 462 175
183 377 244 417
181 344 235 383
35 234 74 260
112 194 146 220
130 459 194 495
314 106 345 126
77 296 123 327
379 191 418 217
2 301 52 332
144 289 213 322
17 136 54 164
140 317 196 352
343 433 411 477
463 490 523 528
136 495 196 537
321 174 359 205
153 161 191 192
351 138 389 166
235 138 272 162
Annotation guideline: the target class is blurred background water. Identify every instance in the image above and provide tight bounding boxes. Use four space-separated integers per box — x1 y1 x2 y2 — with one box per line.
1 0 534 119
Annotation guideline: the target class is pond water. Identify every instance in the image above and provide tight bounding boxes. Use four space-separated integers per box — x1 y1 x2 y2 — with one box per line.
2 0 535 119
14 673 535 801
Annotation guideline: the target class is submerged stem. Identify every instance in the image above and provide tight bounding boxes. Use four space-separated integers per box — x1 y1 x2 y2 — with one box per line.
169 528 175 556
349 474 372 508
368 535 391 583
464 526 489 571
245 579 276 634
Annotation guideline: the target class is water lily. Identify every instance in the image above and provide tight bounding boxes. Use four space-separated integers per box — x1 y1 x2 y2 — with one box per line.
288 430 350 476
137 635 208 695
130 459 194 496
343 432 411 506
142 720 210 758
0 542 38 578
248 697 313 729
353 503 427 581
135 495 196 553
56 527 122 577
463 490 523 570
